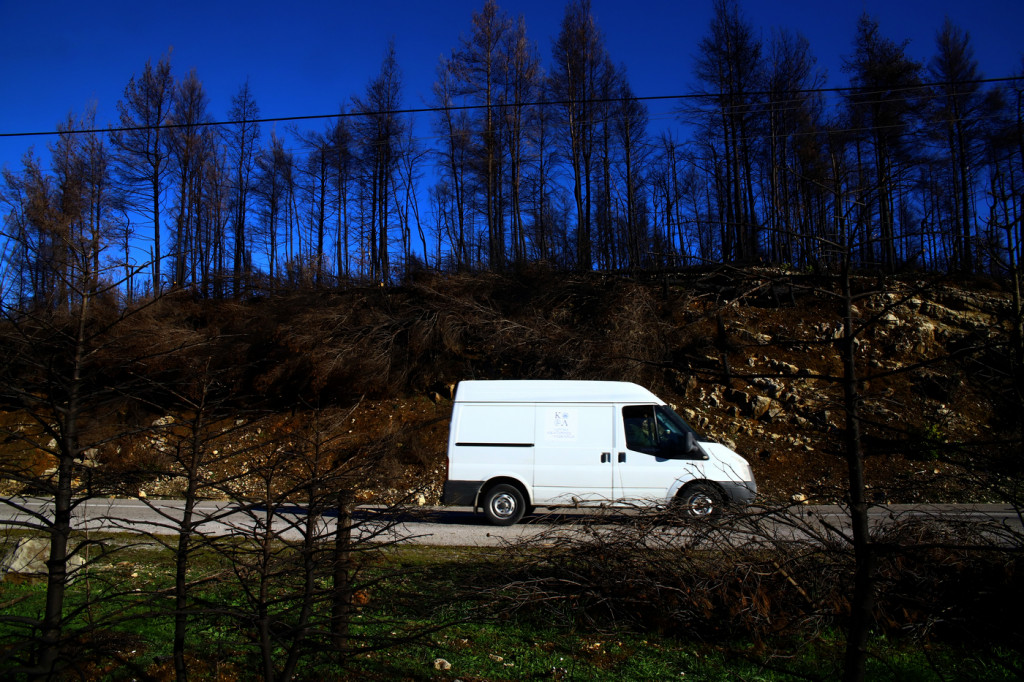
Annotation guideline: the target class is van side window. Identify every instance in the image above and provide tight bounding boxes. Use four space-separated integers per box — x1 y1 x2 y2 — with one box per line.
623 404 701 458
623 405 658 454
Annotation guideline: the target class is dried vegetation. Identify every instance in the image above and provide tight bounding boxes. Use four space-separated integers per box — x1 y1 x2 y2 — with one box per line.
0 268 1019 504
472 504 1024 678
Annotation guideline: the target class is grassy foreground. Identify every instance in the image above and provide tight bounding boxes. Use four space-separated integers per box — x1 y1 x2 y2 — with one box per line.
0 535 1020 681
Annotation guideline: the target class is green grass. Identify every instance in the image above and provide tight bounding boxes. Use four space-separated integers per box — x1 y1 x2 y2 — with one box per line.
350 627 749 681
1 535 1021 681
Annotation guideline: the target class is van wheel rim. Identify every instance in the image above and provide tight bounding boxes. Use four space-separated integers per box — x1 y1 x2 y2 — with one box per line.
686 493 714 516
491 493 517 518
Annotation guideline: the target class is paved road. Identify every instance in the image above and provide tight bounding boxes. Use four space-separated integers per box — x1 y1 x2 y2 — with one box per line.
1 496 1020 547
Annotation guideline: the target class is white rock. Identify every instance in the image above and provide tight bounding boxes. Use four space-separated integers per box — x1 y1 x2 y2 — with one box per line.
1 538 85 582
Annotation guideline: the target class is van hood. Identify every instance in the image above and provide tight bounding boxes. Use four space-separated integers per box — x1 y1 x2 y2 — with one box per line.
698 441 754 483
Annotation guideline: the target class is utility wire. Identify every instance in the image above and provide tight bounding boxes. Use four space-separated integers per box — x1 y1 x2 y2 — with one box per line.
1 75 1021 140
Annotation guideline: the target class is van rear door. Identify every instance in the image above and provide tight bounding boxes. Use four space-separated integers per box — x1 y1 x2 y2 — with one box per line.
532 404 615 504
449 403 535 489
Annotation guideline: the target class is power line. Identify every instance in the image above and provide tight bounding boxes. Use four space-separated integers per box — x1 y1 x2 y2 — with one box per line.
2 75 1021 140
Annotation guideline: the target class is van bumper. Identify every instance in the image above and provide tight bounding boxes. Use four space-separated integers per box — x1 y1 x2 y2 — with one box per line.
720 480 757 506
443 480 483 506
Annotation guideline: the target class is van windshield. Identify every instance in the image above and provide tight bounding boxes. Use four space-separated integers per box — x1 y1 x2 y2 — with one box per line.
655 405 702 440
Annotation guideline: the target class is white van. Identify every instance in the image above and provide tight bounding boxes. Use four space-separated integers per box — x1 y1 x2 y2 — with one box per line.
442 380 756 525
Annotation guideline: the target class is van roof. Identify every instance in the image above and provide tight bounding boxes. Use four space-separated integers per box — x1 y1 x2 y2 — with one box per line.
454 380 664 404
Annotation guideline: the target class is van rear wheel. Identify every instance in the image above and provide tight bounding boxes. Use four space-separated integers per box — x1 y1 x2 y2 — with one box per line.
676 482 724 518
482 484 526 526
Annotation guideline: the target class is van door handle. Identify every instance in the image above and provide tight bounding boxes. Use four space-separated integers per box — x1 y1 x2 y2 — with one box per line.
601 452 610 463
618 452 626 463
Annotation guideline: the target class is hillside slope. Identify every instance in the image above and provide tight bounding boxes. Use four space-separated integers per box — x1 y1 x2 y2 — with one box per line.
2 268 1019 505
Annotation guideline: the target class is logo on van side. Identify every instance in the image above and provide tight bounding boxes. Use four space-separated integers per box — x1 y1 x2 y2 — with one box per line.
544 409 577 441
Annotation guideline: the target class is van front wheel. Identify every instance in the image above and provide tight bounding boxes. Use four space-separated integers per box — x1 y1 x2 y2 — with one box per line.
676 482 724 518
482 484 526 526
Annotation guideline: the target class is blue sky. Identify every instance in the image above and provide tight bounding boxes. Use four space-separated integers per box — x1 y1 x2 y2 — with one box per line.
1 0 1022 174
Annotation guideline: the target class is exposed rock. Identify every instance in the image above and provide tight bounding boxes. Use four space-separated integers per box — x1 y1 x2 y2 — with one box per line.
737 328 773 344
725 388 750 407
880 312 901 326
769 359 800 375
753 377 785 398
765 401 785 421
668 370 700 398
1 538 85 584
751 395 773 420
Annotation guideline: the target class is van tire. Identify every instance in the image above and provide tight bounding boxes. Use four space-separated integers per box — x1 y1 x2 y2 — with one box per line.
676 482 724 518
482 484 526 526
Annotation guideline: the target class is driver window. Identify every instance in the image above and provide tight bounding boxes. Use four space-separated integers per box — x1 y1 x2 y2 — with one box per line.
622 405 658 454
623 404 700 458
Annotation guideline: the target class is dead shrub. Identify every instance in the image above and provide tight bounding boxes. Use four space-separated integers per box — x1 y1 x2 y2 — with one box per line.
480 505 1023 650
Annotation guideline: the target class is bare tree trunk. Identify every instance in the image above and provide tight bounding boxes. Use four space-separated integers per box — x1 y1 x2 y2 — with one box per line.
171 403 209 682
36 451 73 678
332 488 356 648
840 259 872 682
33 294 90 679
280 498 322 682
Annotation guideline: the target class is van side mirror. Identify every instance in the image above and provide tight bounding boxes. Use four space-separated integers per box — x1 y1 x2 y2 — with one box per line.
682 431 705 459
652 429 704 460
683 431 696 454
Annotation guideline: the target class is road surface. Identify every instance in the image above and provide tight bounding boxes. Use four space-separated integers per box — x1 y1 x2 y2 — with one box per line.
1 496 1020 547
